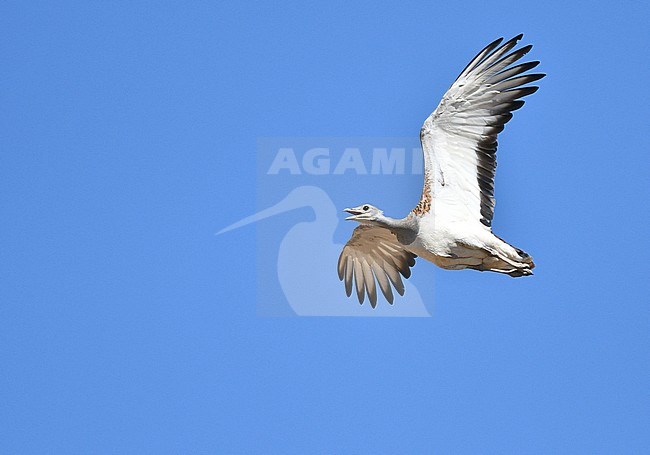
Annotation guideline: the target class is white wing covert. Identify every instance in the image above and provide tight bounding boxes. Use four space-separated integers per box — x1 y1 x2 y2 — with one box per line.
337 225 416 307
417 34 544 228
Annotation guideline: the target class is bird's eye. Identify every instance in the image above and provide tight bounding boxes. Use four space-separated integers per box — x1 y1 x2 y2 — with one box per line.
363 205 369 211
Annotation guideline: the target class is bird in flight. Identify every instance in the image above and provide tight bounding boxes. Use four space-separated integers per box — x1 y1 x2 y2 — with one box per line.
338 34 544 307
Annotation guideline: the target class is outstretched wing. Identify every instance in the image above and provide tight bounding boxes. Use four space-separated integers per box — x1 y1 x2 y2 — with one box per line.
337 225 416 307
417 34 544 228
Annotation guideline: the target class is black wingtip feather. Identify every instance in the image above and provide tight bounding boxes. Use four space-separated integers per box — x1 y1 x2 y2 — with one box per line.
489 36 506 48
498 44 533 67
511 86 539 97
509 100 526 111
503 33 524 48
456 37 504 81
526 73 546 83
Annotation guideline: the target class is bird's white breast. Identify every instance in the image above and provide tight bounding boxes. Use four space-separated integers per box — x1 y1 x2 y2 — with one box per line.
405 213 493 268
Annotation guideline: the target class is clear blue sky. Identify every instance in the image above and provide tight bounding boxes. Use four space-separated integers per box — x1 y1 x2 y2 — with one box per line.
2 1 649 453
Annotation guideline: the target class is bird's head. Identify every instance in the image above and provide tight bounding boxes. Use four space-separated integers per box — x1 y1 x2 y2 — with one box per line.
344 204 383 223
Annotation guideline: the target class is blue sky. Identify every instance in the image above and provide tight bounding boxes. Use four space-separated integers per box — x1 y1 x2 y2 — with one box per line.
2 1 649 453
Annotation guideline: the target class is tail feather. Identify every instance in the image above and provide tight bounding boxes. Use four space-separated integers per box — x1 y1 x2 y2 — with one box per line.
475 240 535 277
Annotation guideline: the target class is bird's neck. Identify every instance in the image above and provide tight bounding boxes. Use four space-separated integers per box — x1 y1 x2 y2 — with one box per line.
374 215 400 230
374 214 418 245
374 213 413 228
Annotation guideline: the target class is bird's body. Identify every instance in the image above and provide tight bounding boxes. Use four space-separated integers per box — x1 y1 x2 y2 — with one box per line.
339 34 543 307
407 214 533 275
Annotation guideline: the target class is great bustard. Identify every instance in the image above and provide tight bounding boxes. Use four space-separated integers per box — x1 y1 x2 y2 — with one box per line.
338 34 544 307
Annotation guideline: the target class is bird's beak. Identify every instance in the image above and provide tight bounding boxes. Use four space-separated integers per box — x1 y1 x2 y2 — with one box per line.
344 207 362 221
